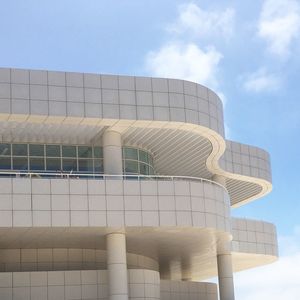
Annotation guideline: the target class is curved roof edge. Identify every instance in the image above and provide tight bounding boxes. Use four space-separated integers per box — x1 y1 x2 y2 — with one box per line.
0 67 225 137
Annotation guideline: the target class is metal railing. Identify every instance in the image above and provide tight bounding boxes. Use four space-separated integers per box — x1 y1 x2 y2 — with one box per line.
0 171 226 190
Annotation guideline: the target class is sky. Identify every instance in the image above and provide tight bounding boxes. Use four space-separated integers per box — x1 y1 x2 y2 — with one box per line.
0 0 299 298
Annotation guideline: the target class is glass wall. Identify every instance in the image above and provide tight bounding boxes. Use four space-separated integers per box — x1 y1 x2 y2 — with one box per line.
0 143 155 176
123 147 155 175
0 143 103 173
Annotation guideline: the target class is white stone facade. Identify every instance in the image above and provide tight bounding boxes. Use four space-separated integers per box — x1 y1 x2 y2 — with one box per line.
0 68 278 300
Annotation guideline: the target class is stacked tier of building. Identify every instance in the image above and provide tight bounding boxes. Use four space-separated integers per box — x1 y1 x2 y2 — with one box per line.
0 68 277 300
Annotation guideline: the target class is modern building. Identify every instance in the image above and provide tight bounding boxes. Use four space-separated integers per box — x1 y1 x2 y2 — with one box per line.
0 67 278 300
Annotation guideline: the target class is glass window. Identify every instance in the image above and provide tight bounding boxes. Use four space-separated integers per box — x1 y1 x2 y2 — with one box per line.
122 147 154 175
29 144 44 157
94 159 103 173
0 143 107 173
62 158 77 171
78 146 93 158
0 157 11 169
94 147 103 158
46 145 61 157
13 144 27 156
0 144 11 156
124 160 138 174
30 158 45 170
139 162 149 175
78 159 93 172
139 150 149 163
13 157 28 170
46 158 61 171
124 148 138 160
62 146 76 157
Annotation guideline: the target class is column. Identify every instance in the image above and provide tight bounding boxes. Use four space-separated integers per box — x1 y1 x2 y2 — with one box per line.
217 252 235 300
102 130 123 175
215 174 234 300
107 233 129 300
104 130 128 300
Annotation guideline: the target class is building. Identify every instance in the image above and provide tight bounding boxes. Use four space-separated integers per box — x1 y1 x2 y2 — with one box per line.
0 67 278 300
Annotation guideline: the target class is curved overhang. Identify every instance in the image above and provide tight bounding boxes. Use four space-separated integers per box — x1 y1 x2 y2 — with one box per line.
0 68 273 206
231 217 278 272
232 217 278 256
217 141 272 207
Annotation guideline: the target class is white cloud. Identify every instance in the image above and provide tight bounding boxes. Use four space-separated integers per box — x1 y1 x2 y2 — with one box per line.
168 3 235 40
146 43 222 89
234 226 300 300
145 3 229 106
258 0 300 58
242 68 281 92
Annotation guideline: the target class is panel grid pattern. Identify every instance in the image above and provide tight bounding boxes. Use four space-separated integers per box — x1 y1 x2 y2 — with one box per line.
0 68 225 137
0 249 158 273
220 140 271 182
0 269 160 300
0 177 231 232
231 218 278 256
160 280 217 300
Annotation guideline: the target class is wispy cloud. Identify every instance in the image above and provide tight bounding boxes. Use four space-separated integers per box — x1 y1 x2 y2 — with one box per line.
167 3 235 40
145 2 234 96
242 68 281 92
146 43 222 88
258 0 300 58
235 226 300 300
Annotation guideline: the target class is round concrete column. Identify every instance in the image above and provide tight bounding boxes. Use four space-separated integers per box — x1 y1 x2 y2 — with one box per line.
107 233 129 300
102 130 123 175
217 253 235 300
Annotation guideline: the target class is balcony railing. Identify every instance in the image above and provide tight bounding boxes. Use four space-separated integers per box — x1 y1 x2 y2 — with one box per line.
0 171 226 190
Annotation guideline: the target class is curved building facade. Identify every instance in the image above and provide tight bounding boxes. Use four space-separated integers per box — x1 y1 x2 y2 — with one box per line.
0 68 277 300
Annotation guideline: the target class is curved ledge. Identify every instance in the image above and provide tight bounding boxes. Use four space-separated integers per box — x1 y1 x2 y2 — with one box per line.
0 176 231 232
216 141 272 207
161 280 217 300
0 269 161 300
0 248 159 272
231 217 278 272
232 217 278 257
222 141 272 183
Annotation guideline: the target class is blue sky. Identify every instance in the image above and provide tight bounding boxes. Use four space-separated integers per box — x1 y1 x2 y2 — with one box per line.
0 0 299 298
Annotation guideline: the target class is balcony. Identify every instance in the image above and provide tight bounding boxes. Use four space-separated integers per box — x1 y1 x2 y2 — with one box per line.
0 171 231 231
